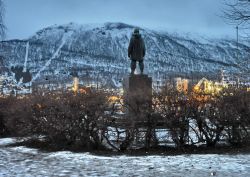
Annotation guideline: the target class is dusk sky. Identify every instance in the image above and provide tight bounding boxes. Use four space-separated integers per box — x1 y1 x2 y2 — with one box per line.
4 0 236 39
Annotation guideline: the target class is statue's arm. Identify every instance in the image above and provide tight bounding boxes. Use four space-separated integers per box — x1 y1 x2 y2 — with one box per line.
142 39 146 57
128 38 133 58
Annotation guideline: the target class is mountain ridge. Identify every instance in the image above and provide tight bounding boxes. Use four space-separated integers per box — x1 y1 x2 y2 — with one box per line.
0 22 249 88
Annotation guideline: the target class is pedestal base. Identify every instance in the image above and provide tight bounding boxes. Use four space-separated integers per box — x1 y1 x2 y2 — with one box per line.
123 74 152 120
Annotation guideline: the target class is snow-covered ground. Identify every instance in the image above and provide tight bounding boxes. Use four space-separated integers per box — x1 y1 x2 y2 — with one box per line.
0 138 249 177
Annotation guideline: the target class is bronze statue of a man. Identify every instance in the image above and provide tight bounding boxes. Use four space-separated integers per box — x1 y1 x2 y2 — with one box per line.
128 28 146 75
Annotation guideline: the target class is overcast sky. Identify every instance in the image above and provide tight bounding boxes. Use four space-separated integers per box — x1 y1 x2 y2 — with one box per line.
4 0 236 39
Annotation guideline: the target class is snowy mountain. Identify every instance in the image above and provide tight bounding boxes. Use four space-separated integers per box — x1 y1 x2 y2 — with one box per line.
0 22 249 87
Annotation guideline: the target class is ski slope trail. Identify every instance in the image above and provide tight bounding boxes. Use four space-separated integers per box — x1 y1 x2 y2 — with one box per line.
31 31 74 82
23 41 29 73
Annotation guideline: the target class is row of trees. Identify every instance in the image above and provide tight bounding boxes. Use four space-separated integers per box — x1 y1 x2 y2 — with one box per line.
0 87 249 151
0 90 111 150
105 87 250 151
153 87 250 147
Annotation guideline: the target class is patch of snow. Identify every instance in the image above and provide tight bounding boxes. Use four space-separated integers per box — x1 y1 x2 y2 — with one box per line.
9 146 39 155
4 150 250 176
112 77 122 88
0 139 250 177
0 138 17 146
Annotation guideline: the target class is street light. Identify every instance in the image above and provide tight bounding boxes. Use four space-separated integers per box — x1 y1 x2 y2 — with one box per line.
236 25 239 61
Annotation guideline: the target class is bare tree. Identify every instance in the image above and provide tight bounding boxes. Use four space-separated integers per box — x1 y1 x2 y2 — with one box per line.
0 0 6 39
223 0 250 27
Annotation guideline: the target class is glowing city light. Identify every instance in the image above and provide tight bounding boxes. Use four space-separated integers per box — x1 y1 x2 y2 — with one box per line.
72 77 79 93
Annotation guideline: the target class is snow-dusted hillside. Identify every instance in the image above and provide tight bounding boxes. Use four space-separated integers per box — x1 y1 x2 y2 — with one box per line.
0 22 249 87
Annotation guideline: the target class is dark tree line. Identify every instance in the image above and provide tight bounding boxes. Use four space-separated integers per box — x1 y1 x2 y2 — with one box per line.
94 86 250 151
0 87 249 152
0 90 111 151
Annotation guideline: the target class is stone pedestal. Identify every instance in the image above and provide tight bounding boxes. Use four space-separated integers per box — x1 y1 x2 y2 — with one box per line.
123 74 152 120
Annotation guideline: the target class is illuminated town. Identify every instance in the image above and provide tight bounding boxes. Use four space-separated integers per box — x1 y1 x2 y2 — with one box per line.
0 0 250 176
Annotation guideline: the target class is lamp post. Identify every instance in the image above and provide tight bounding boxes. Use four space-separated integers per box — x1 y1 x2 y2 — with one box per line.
236 26 239 61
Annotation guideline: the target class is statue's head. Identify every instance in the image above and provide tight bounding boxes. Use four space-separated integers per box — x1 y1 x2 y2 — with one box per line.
134 28 140 34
